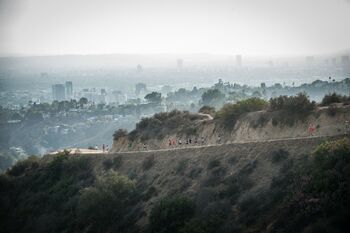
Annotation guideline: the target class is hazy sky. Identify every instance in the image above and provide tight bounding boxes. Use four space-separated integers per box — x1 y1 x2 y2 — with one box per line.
1 0 350 56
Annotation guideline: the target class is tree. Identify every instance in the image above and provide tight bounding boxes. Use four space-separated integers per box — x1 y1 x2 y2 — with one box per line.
149 196 195 233
198 106 215 116
145 92 162 103
79 97 88 108
201 89 225 106
78 171 137 233
216 98 268 128
113 129 128 141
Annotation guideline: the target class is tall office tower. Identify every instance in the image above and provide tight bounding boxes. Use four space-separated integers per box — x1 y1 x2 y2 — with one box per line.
65 81 73 98
135 83 147 95
236 55 242 67
177 59 183 69
137 64 143 72
52 84 66 101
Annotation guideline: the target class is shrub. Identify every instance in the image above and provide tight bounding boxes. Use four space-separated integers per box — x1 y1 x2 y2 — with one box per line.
269 93 316 125
207 158 221 169
7 155 40 176
149 196 195 233
270 149 289 163
188 167 202 179
176 159 189 174
271 138 350 233
142 155 155 170
131 110 204 141
216 98 268 128
221 174 253 204
321 93 350 106
103 156 123 170
78 171 137 233
198 106 215 116
269 93 315 114
326 105 338 116
180 218 206 233
113 129 128 141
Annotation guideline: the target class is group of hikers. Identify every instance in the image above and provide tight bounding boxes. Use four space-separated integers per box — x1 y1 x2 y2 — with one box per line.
167 135 222 147
125 135 223 151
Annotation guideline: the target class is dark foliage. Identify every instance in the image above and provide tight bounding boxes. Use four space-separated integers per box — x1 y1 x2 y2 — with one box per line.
198 106 216 116
216 98 268 129
129 110 204 141
149 196 195 233
142 155 155 170
103 155 123 170
321 93 350 106
201 89 225 106
113 129 128 141
270 149 289 163
269 93 316 126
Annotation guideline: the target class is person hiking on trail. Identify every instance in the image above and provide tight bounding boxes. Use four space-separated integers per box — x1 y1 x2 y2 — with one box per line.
178 138 182 145
102 144 105 152
185 139 189 145
143 143 147 150
189 138 192 144
169 139 172 147
172 138 176 146
308 123 316 136
194 137 198 144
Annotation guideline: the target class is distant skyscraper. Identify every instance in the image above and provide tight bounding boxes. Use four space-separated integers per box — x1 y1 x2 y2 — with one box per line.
135 83 147 95
137 64 143 72
65 81 73 98
52 84 65 101
236 55 242 67
177 59 183 69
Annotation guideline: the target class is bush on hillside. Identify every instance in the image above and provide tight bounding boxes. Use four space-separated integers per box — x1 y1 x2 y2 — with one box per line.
142 155 155 170
149 196 195 233
129 110 205 141
270 138 350 233
321 93 350 106
269 93 316 126
78 171 138 233
7 155 40 176
269 93 315 113
113 129 128 141
198 106 216 116
216 98 268 128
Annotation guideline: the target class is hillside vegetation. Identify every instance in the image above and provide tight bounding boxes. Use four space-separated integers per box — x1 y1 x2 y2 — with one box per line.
1 136 350 233
112 94 349 152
